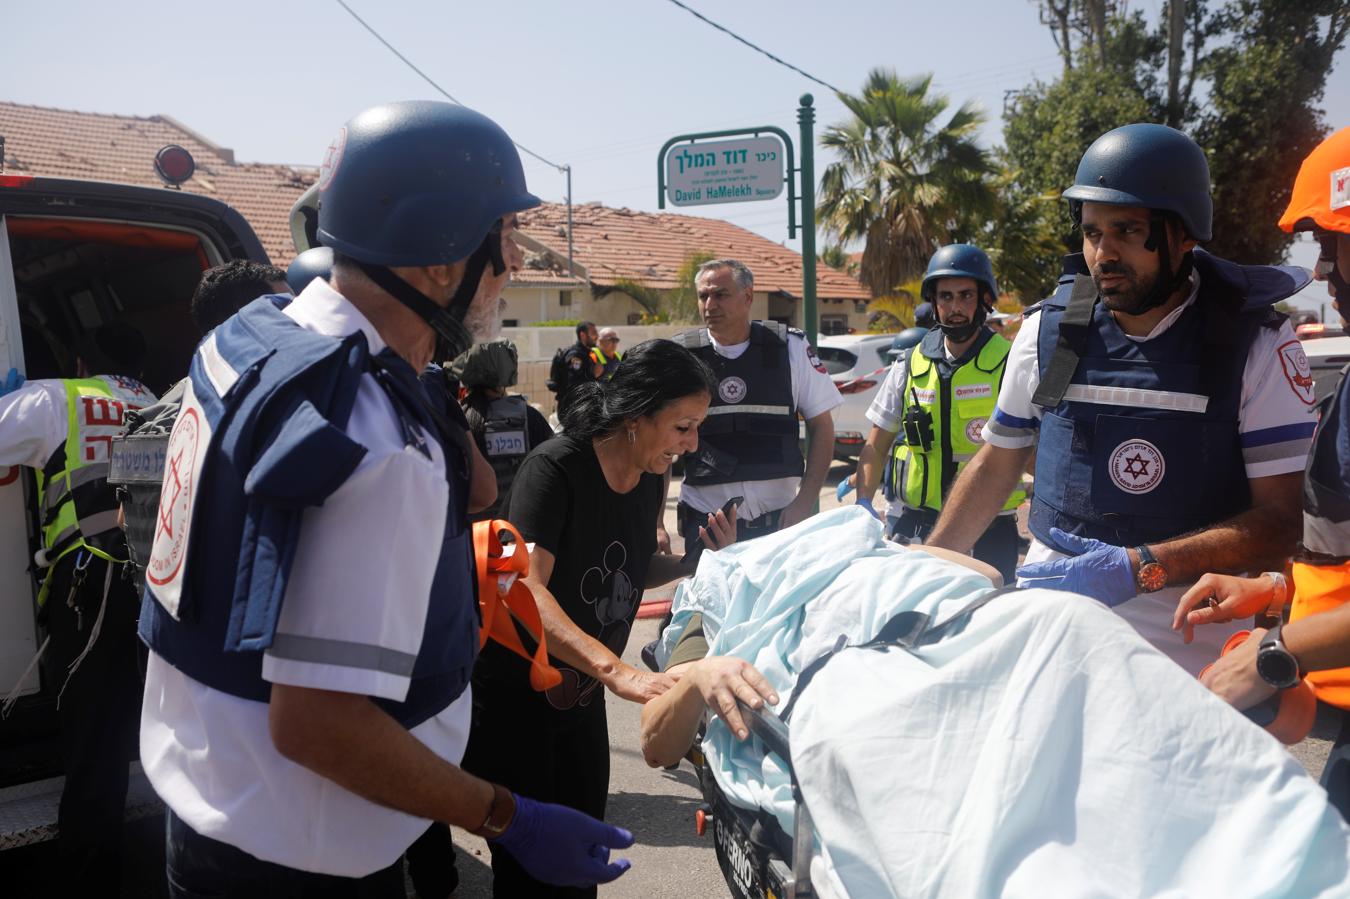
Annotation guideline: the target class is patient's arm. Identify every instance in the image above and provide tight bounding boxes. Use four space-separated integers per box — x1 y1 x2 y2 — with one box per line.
640 657 778 769
910 544 1003 586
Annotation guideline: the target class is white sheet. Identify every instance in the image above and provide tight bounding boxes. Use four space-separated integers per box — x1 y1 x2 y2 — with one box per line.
670 508 1350 898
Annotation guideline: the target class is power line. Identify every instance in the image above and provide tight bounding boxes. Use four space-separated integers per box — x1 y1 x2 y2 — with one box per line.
333 0 567 173
662 0 842 94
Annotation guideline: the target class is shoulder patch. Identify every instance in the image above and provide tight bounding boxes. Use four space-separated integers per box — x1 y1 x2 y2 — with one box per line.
1277 339 1317 405
806 345 828 374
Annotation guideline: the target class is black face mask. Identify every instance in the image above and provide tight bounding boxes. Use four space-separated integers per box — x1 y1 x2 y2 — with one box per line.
1317 231 1350 323
355 223 508 363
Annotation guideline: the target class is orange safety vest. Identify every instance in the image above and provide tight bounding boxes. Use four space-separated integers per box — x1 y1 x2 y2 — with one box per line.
1291 559 1350 710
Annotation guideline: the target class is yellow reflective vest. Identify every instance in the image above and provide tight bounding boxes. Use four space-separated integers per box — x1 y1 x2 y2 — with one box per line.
887 333 1025 514
35 376 151 603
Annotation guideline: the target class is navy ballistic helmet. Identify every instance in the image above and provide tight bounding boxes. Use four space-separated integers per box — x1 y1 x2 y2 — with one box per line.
920 244 998 306
316 101 541 267
285 247 333 295
1062 123 1213 242
888 327 928 357
913 301 937 329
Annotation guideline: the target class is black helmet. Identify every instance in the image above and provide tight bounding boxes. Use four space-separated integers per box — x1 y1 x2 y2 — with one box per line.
1062 123 1212 242
285 247 333 295
888 327 927 357
921 244 997 343
451 340 519 389
914 302 937 330
307 101 540 360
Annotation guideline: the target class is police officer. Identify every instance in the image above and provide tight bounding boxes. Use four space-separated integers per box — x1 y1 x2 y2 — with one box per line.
1172 126 1350 819
590 326 623 380
853 244 1023 582
927 124 1313 673
452 339 554 521
137 101 633 896
0 323 153 894
673 258 841 559
550 320 601 401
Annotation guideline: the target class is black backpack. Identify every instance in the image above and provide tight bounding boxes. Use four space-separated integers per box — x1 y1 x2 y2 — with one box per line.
547 345 568 394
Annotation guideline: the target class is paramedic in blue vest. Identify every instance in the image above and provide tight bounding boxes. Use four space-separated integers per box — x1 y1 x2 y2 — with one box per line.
137 101 634 897
0 323 153 895
673 259 842 560
926 123 1313 674
851 244 1024 583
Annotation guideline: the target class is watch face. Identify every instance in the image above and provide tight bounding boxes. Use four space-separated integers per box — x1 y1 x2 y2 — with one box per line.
1258 647 1299 689
1137 562 1167 593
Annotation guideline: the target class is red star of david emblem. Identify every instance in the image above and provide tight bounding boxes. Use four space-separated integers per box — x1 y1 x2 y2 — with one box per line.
157 448 185 540
1122 453 1150 480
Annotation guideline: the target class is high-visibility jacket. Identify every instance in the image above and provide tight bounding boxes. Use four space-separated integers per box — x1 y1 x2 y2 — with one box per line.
590 347 622 380
1291 364 1350 709
888 329 1023 514
36 375 152 603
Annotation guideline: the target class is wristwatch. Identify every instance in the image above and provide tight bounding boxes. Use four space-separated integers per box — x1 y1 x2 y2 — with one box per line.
1133 545 1168 593
1256 624 1303 690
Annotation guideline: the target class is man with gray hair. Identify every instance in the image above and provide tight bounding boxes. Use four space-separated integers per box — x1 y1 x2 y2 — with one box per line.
671 258 840 562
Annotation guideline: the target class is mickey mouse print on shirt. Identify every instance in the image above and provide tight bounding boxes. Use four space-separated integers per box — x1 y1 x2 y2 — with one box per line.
545 540 642 711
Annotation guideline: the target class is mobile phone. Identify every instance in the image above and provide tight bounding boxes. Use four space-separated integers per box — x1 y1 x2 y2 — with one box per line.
720 496 745 518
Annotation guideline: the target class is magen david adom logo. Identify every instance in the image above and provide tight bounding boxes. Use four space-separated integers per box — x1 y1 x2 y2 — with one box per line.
1108 439 1165 494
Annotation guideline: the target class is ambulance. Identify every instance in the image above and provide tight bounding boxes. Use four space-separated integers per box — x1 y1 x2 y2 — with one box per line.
0 159 267 851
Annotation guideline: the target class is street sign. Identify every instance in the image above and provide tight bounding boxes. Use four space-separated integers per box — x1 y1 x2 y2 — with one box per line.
664 135 785 207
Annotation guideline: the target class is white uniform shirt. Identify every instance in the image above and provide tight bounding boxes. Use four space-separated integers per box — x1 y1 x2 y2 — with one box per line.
681 330 843 521
981 272 1317 673
140 280 473 876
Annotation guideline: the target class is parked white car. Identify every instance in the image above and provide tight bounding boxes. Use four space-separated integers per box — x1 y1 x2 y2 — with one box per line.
815 333 901 461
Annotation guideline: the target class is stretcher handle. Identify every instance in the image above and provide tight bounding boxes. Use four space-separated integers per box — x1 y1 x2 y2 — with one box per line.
735 698 792 771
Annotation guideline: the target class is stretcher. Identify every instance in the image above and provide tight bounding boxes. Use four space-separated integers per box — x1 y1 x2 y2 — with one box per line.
652 503 1350 897
686 588 1012 899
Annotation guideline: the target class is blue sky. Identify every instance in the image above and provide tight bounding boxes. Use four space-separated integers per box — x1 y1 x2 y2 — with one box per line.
3 0 1347 311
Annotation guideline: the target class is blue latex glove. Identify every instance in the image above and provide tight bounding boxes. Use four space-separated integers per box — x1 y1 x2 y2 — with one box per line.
0 368 24 398
855 496 880 520
836 478 855 502
1015 527 1136 607
490 793 634 887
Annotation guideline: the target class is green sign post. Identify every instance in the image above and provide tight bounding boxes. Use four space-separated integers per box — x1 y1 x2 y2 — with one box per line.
657 94 819 342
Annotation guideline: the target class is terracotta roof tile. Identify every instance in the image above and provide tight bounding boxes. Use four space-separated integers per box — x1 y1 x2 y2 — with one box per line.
518 203 869 301
0 102 869 301
0 101 313 265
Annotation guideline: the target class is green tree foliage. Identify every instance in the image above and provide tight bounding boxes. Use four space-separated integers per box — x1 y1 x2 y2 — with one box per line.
1006 0 1349 283
665 251 715 324
817 69 998 298
818 244 855 274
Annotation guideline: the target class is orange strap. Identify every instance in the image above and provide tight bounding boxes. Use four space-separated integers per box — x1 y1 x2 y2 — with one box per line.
473 520 562 691
1291 559 1350 709
1199 629 1317 745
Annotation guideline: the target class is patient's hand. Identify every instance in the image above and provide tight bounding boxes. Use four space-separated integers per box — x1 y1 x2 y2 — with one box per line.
690 657 779 741
1172 574 1275 644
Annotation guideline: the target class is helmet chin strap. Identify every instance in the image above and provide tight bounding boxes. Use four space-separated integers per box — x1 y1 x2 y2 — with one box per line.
1316 232 1350 320
1131 215 1194 315
353 228 507 363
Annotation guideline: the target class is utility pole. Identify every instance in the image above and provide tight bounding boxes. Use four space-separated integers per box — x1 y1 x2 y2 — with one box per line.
797 94 818 343
564 164 574 278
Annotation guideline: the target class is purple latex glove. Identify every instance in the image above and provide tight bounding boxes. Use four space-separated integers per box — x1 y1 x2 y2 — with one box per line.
1015 527 1136 606
489 793 634 887
855 496 881 520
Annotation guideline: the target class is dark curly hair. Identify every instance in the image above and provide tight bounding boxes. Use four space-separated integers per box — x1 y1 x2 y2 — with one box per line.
191 260 287 335
558 339 715 441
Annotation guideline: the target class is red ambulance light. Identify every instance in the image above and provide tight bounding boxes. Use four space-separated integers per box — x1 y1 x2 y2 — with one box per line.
0 174 35 188
154 145 196 187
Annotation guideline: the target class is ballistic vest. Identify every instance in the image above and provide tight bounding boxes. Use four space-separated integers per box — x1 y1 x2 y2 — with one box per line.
1291 364 1350 709
1028 251 1300 548
36 375 153 602
590 347 622 381
677 321 803 485
465 393 532 521
887 328 1024 514
139 295 478 729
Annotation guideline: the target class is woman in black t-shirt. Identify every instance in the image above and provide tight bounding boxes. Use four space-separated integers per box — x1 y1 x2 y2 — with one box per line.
464 339 735 899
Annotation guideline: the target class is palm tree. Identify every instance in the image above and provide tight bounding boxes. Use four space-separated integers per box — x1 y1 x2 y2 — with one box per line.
818 69 997 298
